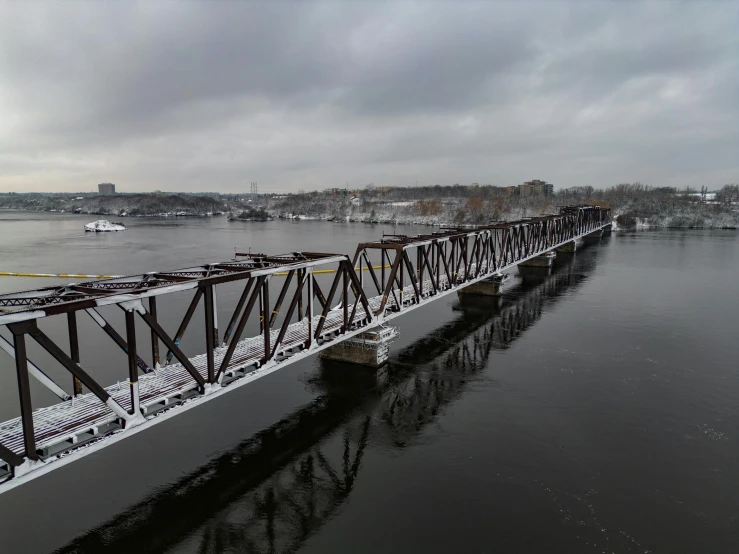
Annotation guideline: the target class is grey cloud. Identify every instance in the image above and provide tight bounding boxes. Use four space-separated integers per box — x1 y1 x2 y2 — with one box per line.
0 1 737 192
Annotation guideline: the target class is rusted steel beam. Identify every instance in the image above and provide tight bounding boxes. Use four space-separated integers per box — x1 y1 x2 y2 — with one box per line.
222 279 254 347
262 279 270 362
312 275 327 310
69 285 118 295
402 251 421 302
269 270 295 328
306 269 314 350
148 297 160 368
0 442 23 468
152 273 198 282
362 251 382 296
381 249 400 311
165 287 203 365
313 269 342 339
138 310 206 392
8 326 37 461
217 277 264 379
342 265 349 332
348 293 360 329
297 268 304 321
67 311 83 396
203 285 216 384
270 272 306 359
86 308 150 374
344 258 373 324
15 321 124 417
124 309 140 416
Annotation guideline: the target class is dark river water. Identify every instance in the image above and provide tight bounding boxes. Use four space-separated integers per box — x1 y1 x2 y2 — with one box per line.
0 211 737 553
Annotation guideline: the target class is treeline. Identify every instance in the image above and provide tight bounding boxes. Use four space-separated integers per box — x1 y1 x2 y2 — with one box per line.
263 182 738 228
2 183 737 228
0 193 227 216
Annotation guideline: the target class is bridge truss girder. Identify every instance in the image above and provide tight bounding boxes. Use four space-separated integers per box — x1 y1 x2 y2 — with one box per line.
0 205 609 485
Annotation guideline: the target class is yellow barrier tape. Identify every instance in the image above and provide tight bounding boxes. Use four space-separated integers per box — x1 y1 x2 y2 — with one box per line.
0 272 121 279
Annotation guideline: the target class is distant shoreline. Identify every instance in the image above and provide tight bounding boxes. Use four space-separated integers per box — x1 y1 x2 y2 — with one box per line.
2 207 735 231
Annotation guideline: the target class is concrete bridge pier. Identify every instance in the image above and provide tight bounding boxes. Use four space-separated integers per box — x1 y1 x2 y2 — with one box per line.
457 273 509 298
582 229 603 244
517 251 555 282
556 238 583 254
602 224 612 236
320 325 398 368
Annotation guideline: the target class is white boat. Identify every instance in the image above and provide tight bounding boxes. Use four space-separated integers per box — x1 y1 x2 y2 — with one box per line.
84 220 126 232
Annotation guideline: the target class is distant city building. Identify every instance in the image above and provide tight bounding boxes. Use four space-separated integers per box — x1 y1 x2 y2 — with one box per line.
505 180 554 197
98 183 116 195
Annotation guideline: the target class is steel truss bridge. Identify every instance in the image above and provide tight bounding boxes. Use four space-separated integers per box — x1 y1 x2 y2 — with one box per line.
0 205 610 491
53 252 595 554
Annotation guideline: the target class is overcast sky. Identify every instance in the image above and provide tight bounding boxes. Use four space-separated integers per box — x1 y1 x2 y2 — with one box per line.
1 1 737 193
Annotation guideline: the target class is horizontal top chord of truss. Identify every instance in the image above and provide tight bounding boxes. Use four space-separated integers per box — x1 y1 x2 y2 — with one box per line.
0 252 345 321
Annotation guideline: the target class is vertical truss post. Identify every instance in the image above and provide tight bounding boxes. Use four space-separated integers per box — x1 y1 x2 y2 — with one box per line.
203 285 216 384
381 249 386 294
124 309 141 417
148 297 160 369
399 248 405 309
436 241 441 289
262 278 270 363
9 325 37 461
67 311 83 396
307 267 314 349
258 287 264 333
342 264 349 332
297 268 304 321
212 285 219 346
418 247 424 298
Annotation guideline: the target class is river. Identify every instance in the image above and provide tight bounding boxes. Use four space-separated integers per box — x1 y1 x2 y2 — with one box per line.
0 211 737 553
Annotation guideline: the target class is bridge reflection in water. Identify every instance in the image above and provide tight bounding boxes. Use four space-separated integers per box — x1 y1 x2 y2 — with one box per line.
55 251 597 554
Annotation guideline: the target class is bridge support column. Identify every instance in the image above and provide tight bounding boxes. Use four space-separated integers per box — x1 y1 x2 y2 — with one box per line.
457 273 509 298
320 326 398 368
556 239 581 254
602 224 612 236
518 251 555 281
582 229 603 244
